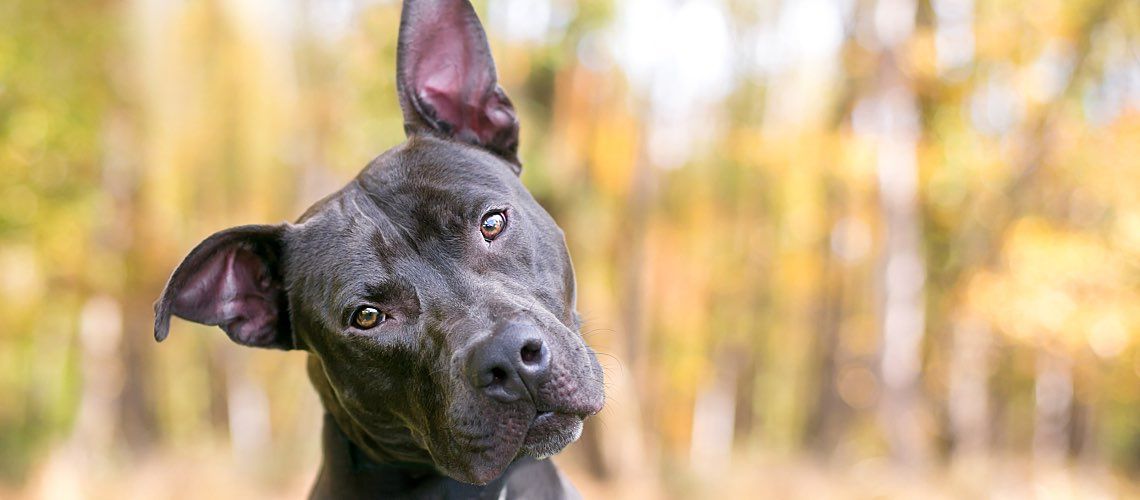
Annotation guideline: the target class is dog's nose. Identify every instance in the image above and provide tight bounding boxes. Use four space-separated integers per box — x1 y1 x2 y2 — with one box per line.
466 322 551 404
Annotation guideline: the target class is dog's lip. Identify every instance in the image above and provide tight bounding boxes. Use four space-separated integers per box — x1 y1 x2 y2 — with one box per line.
528 410 583 432
532 409 587 422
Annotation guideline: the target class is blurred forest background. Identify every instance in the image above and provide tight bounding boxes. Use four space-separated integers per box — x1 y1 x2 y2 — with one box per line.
2 0 1140 498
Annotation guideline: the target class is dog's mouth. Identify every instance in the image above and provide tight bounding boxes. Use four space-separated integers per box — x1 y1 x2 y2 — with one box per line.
445 409 587 485
440 352 605 484
520 410 586 459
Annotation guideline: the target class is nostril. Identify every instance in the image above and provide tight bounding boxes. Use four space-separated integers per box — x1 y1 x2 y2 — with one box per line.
489 366 508 385
520 338 544 365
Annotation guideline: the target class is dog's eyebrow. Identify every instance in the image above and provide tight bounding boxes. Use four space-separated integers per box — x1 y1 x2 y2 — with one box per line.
348 195 381 232
359 187 428 255
362 279 417 305
343 185 412 251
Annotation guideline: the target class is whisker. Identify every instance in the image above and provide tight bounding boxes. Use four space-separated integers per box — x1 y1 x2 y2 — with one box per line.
580 327 616 338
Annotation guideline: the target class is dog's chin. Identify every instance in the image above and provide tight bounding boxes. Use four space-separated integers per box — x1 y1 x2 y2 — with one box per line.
457 459 513 486
443 412 585 485
436 447 515 486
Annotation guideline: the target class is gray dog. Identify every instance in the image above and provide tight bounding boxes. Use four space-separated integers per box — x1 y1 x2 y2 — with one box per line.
153 0 605 497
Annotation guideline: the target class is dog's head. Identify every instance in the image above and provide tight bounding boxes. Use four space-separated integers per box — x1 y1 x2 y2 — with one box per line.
153 0 603 485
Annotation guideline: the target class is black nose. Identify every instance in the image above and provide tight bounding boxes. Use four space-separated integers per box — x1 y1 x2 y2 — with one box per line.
466 322 551 403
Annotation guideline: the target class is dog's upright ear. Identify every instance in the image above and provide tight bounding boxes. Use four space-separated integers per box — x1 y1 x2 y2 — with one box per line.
396 0 521 170
154 224 295 350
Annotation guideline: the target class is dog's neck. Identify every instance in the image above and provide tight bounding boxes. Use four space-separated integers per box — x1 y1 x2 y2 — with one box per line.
310 413 513 499
303 354 438 463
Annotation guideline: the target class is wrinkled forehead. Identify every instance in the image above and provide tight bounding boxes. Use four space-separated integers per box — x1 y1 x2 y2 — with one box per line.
362 137 521 203
297 138 521 233
360 139 526 240
284 137 528 298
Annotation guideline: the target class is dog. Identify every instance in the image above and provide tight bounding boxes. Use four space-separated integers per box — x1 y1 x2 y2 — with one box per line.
152 0 605 497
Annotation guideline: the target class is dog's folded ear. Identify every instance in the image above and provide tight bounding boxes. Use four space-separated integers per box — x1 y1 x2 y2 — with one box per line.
154 224 295 350
396 0 521 171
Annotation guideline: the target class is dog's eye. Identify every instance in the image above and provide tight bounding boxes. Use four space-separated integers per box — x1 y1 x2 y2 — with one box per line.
480 211 507 241
351 306 386 329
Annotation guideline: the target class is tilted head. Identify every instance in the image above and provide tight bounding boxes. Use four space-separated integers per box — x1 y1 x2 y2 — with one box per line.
153 0 603 485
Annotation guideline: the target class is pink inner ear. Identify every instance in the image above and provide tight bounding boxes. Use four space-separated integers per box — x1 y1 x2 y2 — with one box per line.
420 73 463 131
399 0 518 160
172 246 280 346
412 27 494 134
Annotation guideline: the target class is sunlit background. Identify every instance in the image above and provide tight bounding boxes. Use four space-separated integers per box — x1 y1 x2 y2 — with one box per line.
3 0 1140 498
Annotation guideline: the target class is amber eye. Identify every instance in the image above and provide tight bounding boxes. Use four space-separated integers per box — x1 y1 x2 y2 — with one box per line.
480 211 507 241
351 306 386 329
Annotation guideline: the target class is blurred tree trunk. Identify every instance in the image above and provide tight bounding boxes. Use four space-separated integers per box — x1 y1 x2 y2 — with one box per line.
620 135 653 399
111 33 161 451
874 80 930 468
947 317 991 461
805 38 863 450
224 350 271 465
869 0 931 467
1071 392 1097 463
119 184 162 451
1032 349 1073 465
806 180 850 453
690 350 737 474
944 272 994 461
